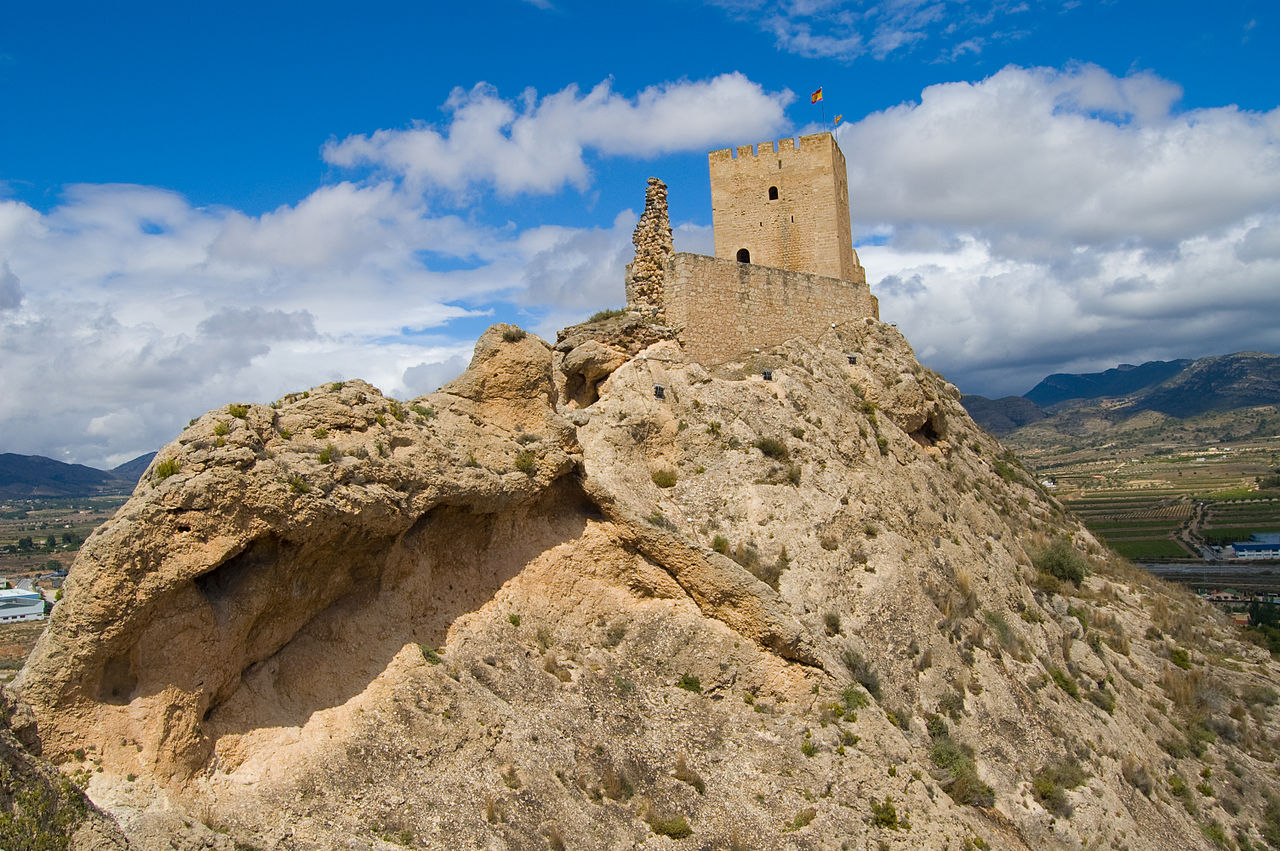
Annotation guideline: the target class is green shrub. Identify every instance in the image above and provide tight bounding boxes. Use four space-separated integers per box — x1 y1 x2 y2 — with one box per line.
501 327 527 343
330 381 345 391
514 450 536 475
288 476 311 494
651 468 678 488
153 457 181 481
212 421 230 436
1031 759 1088 817
800 738 817 758
1049 668 1080 699
711 535 729 554
418 644 442 664
318 443 338 464
507 613 521 627
754 437 789 460
788 807 817 830
410 403 436 419
588 307 626 322
312 426 328 439
1087 687 1116 713
1032 538 1088 585
1169 646 1191 669
824 612 841 636
677 673 702 693
870 797 900 829
929 732 995 807
228 403 249 419
646 813 692 839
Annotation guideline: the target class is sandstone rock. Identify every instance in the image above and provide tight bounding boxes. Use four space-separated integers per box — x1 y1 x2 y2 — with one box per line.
13 316 1280 851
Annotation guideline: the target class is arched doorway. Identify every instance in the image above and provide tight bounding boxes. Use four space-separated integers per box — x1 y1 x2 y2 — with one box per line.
736 248 750 263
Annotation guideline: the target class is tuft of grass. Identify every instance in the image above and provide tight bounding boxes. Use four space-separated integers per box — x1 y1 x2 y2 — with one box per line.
711 535 729 554
646 812 692 839
507 613 521 627
651 468 678 488
1049 667 1079 699
418 644 442 664
312 426 328 439
800 738 817 758
841 649 881 700
514 449 536 475
410 403 436 419
501 327 527 343
824 612 842 636
674 756 705 794
153 457 181 481
588 307 627 322
645 511 676 531
754 437 790 460
677 673 702 693
227 403 249 419
212 421 230 436
870 797 901 829
788 807 817 831
318 443 339 464
288 476 311 494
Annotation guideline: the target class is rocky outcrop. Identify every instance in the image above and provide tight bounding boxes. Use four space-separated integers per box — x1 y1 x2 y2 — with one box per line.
14 316 1280 850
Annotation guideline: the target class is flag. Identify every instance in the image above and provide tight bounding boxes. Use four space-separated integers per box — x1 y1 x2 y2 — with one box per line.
834 114 843 126
810 87 823 103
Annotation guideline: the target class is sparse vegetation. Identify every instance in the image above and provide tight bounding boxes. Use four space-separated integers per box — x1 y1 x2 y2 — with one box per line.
646 812 692 839
651 468 678 488
1031 537 1088 586
514 450 536 475
588 307 626 322
677 673 702 693
870 797 902 829
754 437 789 460
1049 667 1080 699
501 327 527 343
228 403 249 419
674 756 705 794
1031 758 1088 816
288 476 311 494
711 535 729 554
212 421 230 436
841 649 881 700
152 457 181 481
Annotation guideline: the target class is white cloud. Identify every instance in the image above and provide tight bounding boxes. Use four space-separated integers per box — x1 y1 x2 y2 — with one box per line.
323 74 793 195
707 0 1034 61
846 65 1280 395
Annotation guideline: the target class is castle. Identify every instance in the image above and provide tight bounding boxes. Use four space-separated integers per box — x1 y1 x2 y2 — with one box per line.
625 132 878 364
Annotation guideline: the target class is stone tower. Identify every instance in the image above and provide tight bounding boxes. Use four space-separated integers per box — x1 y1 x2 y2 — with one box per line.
708 132 859 282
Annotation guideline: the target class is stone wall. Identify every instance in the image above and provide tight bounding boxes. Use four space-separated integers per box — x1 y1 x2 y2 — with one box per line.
709 133 861 282
662 253 879 364
623 178 673 319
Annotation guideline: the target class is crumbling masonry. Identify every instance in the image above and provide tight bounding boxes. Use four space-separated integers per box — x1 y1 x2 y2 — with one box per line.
624 132 878 365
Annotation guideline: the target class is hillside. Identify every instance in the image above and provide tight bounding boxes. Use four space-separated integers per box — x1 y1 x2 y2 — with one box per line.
0 452 154 498
964 352 1280 437
11 316 1280 850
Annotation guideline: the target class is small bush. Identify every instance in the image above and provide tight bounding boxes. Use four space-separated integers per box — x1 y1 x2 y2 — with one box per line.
824 612 842 636
1032 538 1088 585
677 673 702 693
646 813 692 839
288 476 311 494
418 644 442 664
651 468 678 488
1169 646 1191 669
588 307 627 322
646 511 677 531
754 437 790 460
153 457 181 481
410 403 436 419
228 403 249 419
514 450 536 475
800 738 817 758
502 327 527 343
312 426 328 439
1087 687 1116 713
212 421 230 436
1049 667 1079 698
711 535 729 554
789 807 817 830
1121 755 1153 796
318 443 339 464
508 613 521 627
1032 759 1088 817
870 797 900 829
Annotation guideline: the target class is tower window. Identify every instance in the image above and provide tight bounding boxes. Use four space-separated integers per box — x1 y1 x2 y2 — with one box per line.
768 186 779 201
736 248 750 263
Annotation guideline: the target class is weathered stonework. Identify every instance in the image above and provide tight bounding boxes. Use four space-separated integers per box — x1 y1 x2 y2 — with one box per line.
710 133 860 282
623 177 673 318
663 253 878 364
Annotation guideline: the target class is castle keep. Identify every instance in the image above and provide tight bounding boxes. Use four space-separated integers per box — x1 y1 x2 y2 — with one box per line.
626 132 877 364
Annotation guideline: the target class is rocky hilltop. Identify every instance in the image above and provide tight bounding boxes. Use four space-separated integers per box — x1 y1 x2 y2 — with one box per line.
11 314 1280 849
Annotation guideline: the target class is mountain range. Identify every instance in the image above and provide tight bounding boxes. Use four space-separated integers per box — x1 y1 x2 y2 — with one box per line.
0 452 155 498
962 351 1280 435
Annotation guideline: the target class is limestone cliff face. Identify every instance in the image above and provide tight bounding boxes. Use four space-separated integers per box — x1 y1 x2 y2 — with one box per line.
15 318 1280 850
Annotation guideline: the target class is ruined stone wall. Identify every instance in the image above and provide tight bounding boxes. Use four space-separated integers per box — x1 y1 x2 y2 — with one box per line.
709 133 860 282
662 253 878 364
624 178 673 318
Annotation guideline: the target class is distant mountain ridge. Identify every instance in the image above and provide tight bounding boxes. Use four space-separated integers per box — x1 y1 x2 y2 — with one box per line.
0 451 154 498
963 351 1280 435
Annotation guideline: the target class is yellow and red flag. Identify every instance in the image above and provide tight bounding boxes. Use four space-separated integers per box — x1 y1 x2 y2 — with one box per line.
834 114 843 126
810 87 823 103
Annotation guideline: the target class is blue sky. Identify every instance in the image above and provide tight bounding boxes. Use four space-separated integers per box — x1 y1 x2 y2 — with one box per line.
2 0 1277 466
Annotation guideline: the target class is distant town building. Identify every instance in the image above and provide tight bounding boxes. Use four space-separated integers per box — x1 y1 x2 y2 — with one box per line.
1225 533 1280 560
0 588 46 622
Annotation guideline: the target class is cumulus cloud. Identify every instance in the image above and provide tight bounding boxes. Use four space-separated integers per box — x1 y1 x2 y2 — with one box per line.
323 74 793 195
707 0 1034 61
845 65 1280 394
0 263 22 310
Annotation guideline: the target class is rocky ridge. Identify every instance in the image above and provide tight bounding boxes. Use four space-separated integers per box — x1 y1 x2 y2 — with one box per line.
10 314 1280 849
